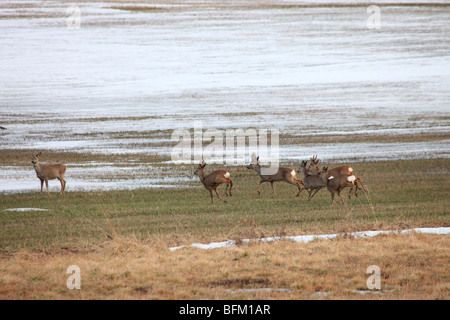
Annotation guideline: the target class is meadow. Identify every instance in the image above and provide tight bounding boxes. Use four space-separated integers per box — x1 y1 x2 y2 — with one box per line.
0 158 449 299
1 158 448 251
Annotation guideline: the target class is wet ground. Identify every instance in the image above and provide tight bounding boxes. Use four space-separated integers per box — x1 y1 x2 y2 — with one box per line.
1 1 449 192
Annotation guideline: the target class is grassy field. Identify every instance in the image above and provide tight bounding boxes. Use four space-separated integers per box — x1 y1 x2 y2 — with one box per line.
0 158 449 299
1 158 448 250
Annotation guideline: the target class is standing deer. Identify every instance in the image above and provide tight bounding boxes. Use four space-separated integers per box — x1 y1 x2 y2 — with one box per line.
297 160 327 201
307 155 367 197
31 152 67 195
194 160 233 203
247 156 303 196
321 167 357 204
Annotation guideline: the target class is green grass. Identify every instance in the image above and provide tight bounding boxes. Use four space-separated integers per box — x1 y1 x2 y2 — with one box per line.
0 159 448 252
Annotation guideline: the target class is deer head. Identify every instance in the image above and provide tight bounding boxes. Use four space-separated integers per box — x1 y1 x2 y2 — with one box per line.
320 167 334 180
31 152 42 165
247 154 260 170
297 160 308 173
194 160 207 176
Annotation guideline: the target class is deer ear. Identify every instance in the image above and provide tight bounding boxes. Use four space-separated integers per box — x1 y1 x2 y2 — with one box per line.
36 152 42 157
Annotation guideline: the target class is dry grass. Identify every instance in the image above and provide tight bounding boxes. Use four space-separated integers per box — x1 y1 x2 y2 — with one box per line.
0 233 448 300
280 132 450 145
0 149 169 167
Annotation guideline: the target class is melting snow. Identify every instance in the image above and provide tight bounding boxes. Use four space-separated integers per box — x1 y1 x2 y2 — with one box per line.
169 227 450 251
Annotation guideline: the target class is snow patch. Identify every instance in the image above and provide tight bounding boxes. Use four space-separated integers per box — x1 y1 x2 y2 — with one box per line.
2 208 50 212
169 228 450 251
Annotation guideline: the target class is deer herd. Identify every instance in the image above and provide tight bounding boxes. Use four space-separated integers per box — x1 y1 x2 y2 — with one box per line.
195 154 367 204
31 152 367 205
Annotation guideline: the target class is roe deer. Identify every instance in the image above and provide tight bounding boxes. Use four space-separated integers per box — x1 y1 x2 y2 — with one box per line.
194 160 233 203
297 160 327 201
247 156 303 196
307 155 367 197
321 167 357 204
31 152 67 195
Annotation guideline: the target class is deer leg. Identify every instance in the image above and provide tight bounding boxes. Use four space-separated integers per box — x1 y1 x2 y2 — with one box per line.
296 181 303 197
286 179 301 196
330 191 336 205
257 180 265 195
58 178 65 195
308 188 321 201
44 179 49 195
357 178 368 193
39 179 44 194
60 174 66 194
214 188 227 203
352 180 359 198
228 178 233 196
270 181 275 194
338 191 346 205
298 186 305 197
348 185 353 199
209 189 214 203
308 189 317 201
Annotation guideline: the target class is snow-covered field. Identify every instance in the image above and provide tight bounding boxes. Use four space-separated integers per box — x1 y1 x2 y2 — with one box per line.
1 1 449 192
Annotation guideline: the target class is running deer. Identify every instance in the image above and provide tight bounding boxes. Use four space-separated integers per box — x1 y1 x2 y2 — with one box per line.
307 155 367 197
297 160 327 201
321 167 357 204
194 160 233 203
247 156 303 196
31 152 67 195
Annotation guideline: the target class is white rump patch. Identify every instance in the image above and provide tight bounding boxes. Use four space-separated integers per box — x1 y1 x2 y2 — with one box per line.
224 172 230 179
291 170 296 177
328 176 334 180
347 175 356 183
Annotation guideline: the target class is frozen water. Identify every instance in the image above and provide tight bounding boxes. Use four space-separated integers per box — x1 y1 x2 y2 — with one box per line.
0 1 449 192
0 164 197 193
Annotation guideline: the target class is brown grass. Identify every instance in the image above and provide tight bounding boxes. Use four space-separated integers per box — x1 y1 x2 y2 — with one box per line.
0 233 448 300
280 132 450 145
